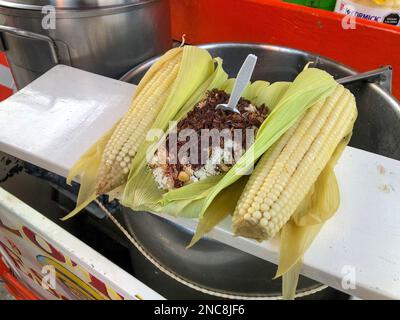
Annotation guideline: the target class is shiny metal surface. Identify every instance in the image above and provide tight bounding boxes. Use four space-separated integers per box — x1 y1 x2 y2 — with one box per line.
0 0 171 88
0 0 149 10
0 25 58 63
121 43 400 298
337 65 393 94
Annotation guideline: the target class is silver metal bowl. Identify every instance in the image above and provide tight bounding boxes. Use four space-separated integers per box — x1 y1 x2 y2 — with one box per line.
120 43 400 299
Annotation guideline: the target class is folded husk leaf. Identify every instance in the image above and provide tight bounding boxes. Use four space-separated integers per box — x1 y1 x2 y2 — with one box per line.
201 69 337 217
188 177 248 248
62 121 120 220
278 131 354 299
122 58 229 210
123 52 222 190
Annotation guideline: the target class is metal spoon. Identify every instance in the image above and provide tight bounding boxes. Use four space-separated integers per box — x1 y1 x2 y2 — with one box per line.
216 54 258 114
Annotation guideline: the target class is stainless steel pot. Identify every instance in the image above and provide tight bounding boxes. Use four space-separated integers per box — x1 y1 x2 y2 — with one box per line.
120 43 400 299
0 0 171 89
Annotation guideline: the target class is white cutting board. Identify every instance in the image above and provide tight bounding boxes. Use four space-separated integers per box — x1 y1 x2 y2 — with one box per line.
0 65 135 178
0 65 399 299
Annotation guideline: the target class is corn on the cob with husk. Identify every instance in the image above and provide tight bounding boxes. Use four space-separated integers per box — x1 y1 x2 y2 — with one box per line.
64 46 215 220
96 49 183 195
232 84 357 240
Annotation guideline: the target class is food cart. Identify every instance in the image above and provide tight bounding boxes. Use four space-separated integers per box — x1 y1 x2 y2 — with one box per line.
0 0 400 301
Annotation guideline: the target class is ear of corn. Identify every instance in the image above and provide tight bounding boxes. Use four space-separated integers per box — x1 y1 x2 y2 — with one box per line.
122 77 266 215
64 46 215 220
279 130 353 299
199 68 337 218
124 56 224 187
95 48 183 195
62 121 120 221
232 84 358 240
122 57 228 209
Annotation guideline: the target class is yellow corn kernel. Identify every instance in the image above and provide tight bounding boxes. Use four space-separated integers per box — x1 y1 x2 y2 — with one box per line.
232 85 357 240
95 52 182 194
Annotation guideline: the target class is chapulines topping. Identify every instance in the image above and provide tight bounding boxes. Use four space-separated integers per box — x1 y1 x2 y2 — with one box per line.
150 89 269 189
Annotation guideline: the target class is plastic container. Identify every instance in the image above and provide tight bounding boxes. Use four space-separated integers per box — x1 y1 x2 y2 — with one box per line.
284 0 337 11
335 0 400 26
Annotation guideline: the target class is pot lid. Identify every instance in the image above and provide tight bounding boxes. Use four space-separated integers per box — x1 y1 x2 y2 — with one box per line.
0 0 153 10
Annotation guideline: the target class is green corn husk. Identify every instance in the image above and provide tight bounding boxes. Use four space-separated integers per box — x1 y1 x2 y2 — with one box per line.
123 67 337 226
65 120 121 213
122 78 270 215
188 177 249 248
201 68 336 215
122 58 229 210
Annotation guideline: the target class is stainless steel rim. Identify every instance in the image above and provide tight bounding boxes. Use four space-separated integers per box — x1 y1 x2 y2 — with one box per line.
0 0 160 11
121 42 400 128
121 42 358 81
96 200 328 299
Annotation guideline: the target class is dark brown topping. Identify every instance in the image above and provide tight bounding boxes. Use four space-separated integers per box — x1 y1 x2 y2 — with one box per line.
155 89 270 188
177 89 268 132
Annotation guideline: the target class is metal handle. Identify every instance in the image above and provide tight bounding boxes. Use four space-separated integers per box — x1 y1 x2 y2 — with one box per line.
337 66 393 94
228 54 258 112
0 25 58 64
